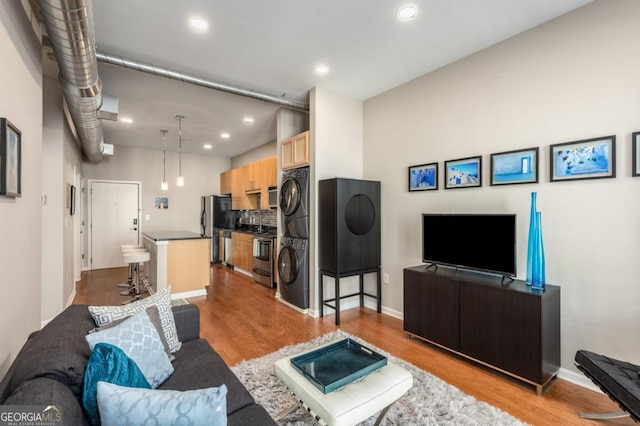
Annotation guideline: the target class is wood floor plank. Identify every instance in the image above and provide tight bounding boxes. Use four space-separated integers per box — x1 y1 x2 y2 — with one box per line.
73 264 634 426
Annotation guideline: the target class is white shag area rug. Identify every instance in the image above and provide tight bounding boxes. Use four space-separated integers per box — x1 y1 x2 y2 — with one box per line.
231 330 529 425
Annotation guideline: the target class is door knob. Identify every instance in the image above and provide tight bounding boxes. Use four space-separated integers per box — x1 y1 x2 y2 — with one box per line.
130 227 138 231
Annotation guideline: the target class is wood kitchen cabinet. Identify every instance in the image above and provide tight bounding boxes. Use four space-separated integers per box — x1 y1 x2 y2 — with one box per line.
221 156 277 210
260 157 277 209
281 131 309 170
231 231 253 273
220 170 231 195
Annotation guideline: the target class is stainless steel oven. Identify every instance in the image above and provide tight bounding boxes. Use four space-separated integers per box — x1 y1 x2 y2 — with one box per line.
252 236 274 287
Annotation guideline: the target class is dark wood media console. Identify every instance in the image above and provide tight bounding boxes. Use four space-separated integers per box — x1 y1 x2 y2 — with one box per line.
403 265 560 394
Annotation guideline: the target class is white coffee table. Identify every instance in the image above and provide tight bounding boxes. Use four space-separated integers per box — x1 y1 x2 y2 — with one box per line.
274 340 413 426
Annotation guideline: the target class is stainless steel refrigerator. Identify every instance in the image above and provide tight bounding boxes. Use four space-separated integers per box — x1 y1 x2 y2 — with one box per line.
200 195 236 263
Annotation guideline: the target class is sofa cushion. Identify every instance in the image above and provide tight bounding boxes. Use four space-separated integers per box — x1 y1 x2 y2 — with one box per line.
89 287 181 353
227 403 277 426
159 339 255 416
8 305 95 398
85 310 173 389
4 377 88 425
97 382 227 426
82 343 151 426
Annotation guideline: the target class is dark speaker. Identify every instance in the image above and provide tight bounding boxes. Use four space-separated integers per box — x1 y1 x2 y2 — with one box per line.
319 178 381 274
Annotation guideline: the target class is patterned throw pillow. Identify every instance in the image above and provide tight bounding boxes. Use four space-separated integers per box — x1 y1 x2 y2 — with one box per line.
89 286 181 353
97 382 228 426
82 343 151 426
85 310 174 389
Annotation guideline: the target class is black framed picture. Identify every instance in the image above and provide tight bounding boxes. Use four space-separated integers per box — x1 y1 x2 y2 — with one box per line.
490 147 539 186
408 162 438 191
444 156 482 189
0 118 21 197
633 132 640 177
550 135 615 182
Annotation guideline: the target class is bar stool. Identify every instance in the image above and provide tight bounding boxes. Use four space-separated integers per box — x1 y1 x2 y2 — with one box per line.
117 245 145 289
122 250 150 305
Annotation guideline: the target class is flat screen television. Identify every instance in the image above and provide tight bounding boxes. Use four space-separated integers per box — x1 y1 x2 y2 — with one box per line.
422 214 516 277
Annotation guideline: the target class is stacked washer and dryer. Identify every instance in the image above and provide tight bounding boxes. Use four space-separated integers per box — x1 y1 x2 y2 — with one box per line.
277 166 310 310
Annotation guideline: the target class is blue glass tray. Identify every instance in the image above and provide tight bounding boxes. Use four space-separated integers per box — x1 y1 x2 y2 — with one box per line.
290 338 387 394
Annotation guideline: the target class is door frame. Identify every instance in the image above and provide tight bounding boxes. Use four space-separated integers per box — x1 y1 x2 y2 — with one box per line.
87 179 141 270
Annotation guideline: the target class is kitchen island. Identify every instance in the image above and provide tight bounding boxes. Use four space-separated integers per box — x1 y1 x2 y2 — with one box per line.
142 231 210 298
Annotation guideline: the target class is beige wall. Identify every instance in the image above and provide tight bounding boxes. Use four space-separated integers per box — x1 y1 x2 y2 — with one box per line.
0 2 43 378
230 140 277 169
41 76 83 323
83 146 230 236
363 0 640 384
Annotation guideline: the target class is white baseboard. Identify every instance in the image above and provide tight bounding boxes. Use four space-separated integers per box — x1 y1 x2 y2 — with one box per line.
66 288 77 308
171 289 207 300
275 293 309 315
557 367 602 394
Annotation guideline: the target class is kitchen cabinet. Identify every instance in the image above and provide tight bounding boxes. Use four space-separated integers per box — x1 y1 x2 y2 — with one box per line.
260 157 277 209
231 231 254 273
220 156 277 210
281 131 309 170
220 170 231 195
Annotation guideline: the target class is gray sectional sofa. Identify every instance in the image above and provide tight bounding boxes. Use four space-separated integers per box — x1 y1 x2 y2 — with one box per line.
0 304 275 425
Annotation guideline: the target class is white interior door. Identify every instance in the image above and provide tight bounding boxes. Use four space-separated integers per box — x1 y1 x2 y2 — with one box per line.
90 181 140 270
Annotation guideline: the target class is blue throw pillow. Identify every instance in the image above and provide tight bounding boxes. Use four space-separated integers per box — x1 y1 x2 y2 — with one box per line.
97 382 228 426
82 343 151 426
85 310 174 389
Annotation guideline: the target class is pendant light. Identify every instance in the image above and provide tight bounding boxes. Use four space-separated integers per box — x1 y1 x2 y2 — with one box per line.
160 129 168 191
176 115 185 187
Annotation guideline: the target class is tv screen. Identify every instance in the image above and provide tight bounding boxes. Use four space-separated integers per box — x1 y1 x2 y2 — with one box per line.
422 214 516 276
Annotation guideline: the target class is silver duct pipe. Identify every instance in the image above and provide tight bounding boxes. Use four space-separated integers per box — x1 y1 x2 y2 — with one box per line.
40 0 104 162
95 52 310 113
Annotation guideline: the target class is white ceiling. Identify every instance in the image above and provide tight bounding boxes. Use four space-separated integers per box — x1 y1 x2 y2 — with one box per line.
57 0 593 158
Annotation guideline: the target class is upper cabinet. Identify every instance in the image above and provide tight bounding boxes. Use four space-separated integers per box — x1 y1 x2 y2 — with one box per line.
220 156 276 210
281 131 310 171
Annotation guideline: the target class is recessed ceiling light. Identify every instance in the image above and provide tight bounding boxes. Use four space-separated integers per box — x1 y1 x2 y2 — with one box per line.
396 5 417 21
203 144 212 149
314 64 330 75
220 133 230 139
120 117 133 123
243 116 254 125
189 17 208 31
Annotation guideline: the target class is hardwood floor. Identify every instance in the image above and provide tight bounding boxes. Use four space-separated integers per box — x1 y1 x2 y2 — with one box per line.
74 264 632 426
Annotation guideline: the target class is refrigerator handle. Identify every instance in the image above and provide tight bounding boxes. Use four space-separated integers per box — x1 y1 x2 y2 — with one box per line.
200 207 205 234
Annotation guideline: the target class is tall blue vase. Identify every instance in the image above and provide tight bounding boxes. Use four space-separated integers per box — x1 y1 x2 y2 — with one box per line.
531 211 546 290
526 192 537 285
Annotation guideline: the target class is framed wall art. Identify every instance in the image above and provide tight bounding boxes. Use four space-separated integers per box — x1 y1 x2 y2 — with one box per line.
633 132 640 177
0 118 22 197
490 147 539 186
408 162 438 191
550 135 615 182
444 156 482 189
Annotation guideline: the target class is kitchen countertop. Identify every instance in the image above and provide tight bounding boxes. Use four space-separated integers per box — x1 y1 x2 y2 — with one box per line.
227 226 277 238
143 231 209 241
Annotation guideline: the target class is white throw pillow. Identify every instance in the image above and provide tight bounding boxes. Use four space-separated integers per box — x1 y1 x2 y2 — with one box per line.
89 287 181 353
97 382 227 426
85 310 174 388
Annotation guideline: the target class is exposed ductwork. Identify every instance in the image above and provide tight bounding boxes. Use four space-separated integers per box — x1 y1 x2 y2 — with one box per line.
95 52 310 113
40 0 104 163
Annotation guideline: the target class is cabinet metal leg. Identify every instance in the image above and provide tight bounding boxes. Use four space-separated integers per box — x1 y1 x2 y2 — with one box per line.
335 276 340 326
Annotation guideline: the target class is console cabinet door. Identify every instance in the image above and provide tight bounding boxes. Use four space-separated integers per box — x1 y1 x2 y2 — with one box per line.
404 268 459 351
459 280 542 383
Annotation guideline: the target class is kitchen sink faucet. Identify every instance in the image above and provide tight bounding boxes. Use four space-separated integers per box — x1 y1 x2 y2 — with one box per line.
251 210 263 233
